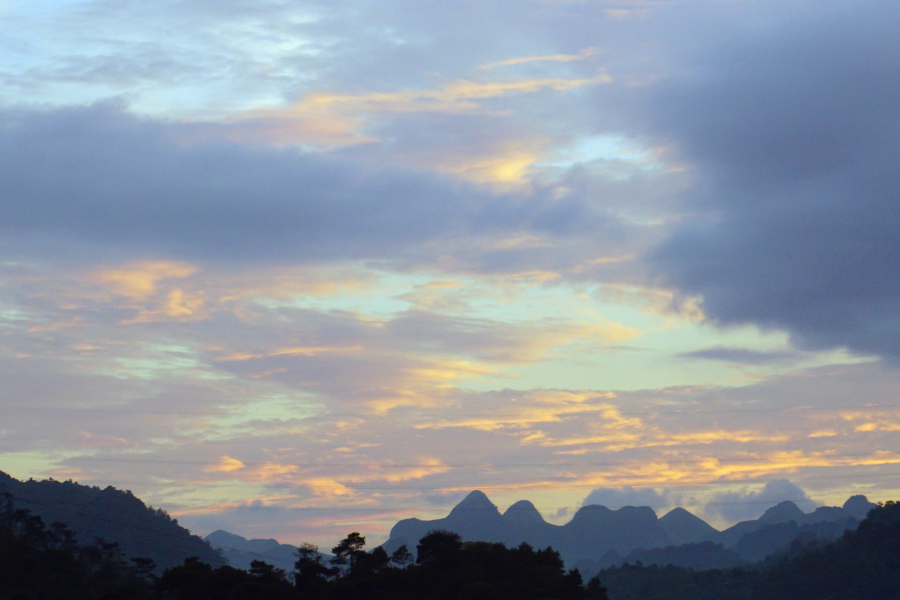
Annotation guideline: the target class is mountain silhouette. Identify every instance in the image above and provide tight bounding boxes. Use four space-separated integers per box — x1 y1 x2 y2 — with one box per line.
844 494 878 520
759 500 807 524
205 530 312 573
382 490 875 570
658 507 720 545
718 499 861 547
564 504 666 559
384 490 671 565
0 470 224 571
620 540 745 570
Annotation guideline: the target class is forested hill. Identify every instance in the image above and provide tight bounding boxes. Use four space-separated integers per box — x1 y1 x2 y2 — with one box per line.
1 479 898 599
0 470 224 570
598 501 900 600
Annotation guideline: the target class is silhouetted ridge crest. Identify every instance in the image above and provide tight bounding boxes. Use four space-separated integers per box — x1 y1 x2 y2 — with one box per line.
383 490 873 570
759 501 806 524
449 490 498 515
844 495 878 520
659 506 720 545
570 504 613 521
502 500 545 525
0 469 223 570
204 529 309 573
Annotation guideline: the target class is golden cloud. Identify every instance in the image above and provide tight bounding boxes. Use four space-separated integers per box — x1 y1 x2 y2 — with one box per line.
164 289 205 317
480 47 600 70
27 317 85 333
94 261 198 299
221 73 611 186
416 393 634 432
596 284 706 322
855 421 900 432
215 266 374 303
217 345 364 362
203 456 246 473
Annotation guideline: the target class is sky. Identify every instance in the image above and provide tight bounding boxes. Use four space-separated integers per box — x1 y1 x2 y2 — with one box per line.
2 0 900 547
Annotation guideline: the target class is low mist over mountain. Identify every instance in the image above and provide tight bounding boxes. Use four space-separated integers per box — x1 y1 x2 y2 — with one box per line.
0 470 224 571
382 490 878 571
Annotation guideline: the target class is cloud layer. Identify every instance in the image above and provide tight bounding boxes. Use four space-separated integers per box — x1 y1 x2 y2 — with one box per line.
650 1 900 360
1 0 899 547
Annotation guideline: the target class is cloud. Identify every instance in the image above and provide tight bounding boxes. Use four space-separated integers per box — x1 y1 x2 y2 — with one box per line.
649 1 900 361
6 0 900 550
703 480 819 524
204 456 246 473
551 507 570 520
248 73 610 124
0 105 465 262
678 347 797 365
4 344 900 547
0 104 628 267
94 262 198 299
582 486 673 510
479 47 600 70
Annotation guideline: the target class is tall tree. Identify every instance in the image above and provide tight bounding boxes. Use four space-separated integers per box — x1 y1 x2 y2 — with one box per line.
331 532 366 575
390 544 413 568
294 542 334 595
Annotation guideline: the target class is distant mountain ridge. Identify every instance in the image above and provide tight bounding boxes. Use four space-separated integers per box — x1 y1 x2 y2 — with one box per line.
658 507 720 545
204 530 314 573
0 469 224 571
381 490 877 570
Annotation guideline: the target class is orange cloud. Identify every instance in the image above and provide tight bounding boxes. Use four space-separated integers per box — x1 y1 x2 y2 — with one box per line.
595 284 706 322
203 456 246 472
417 393 635 432
224 73 610 160
28 317 85 333
164 289 205 317
217 345 364 362
302 477 355 497
94 261 198 299
855 421 900 432
480 47 600 69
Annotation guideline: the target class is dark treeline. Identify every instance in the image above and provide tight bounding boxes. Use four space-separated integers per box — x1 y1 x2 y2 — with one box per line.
159 532 598 600
0 492 157 599
0 470 224 571
2 491 899 600
598 500 900 600
0 491 602 600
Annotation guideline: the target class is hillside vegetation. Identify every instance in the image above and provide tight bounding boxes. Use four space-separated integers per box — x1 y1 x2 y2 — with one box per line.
1 475 898 600
0 470 224 571
599 500 900 600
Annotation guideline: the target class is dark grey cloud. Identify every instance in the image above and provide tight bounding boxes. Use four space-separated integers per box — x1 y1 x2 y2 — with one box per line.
0 104 619 264
678 347 797 365
648 1 900 359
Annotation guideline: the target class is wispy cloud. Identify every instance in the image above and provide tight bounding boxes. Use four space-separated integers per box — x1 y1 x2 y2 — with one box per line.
480 47 600 70
679 347 799 365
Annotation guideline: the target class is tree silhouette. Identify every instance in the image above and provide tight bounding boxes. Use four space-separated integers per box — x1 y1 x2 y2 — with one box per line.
416 530 462 565
130 556 158 580
250 559 288 583
586 575 610 600
331 532 366 575
390 544 413 567
293 542 334 594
